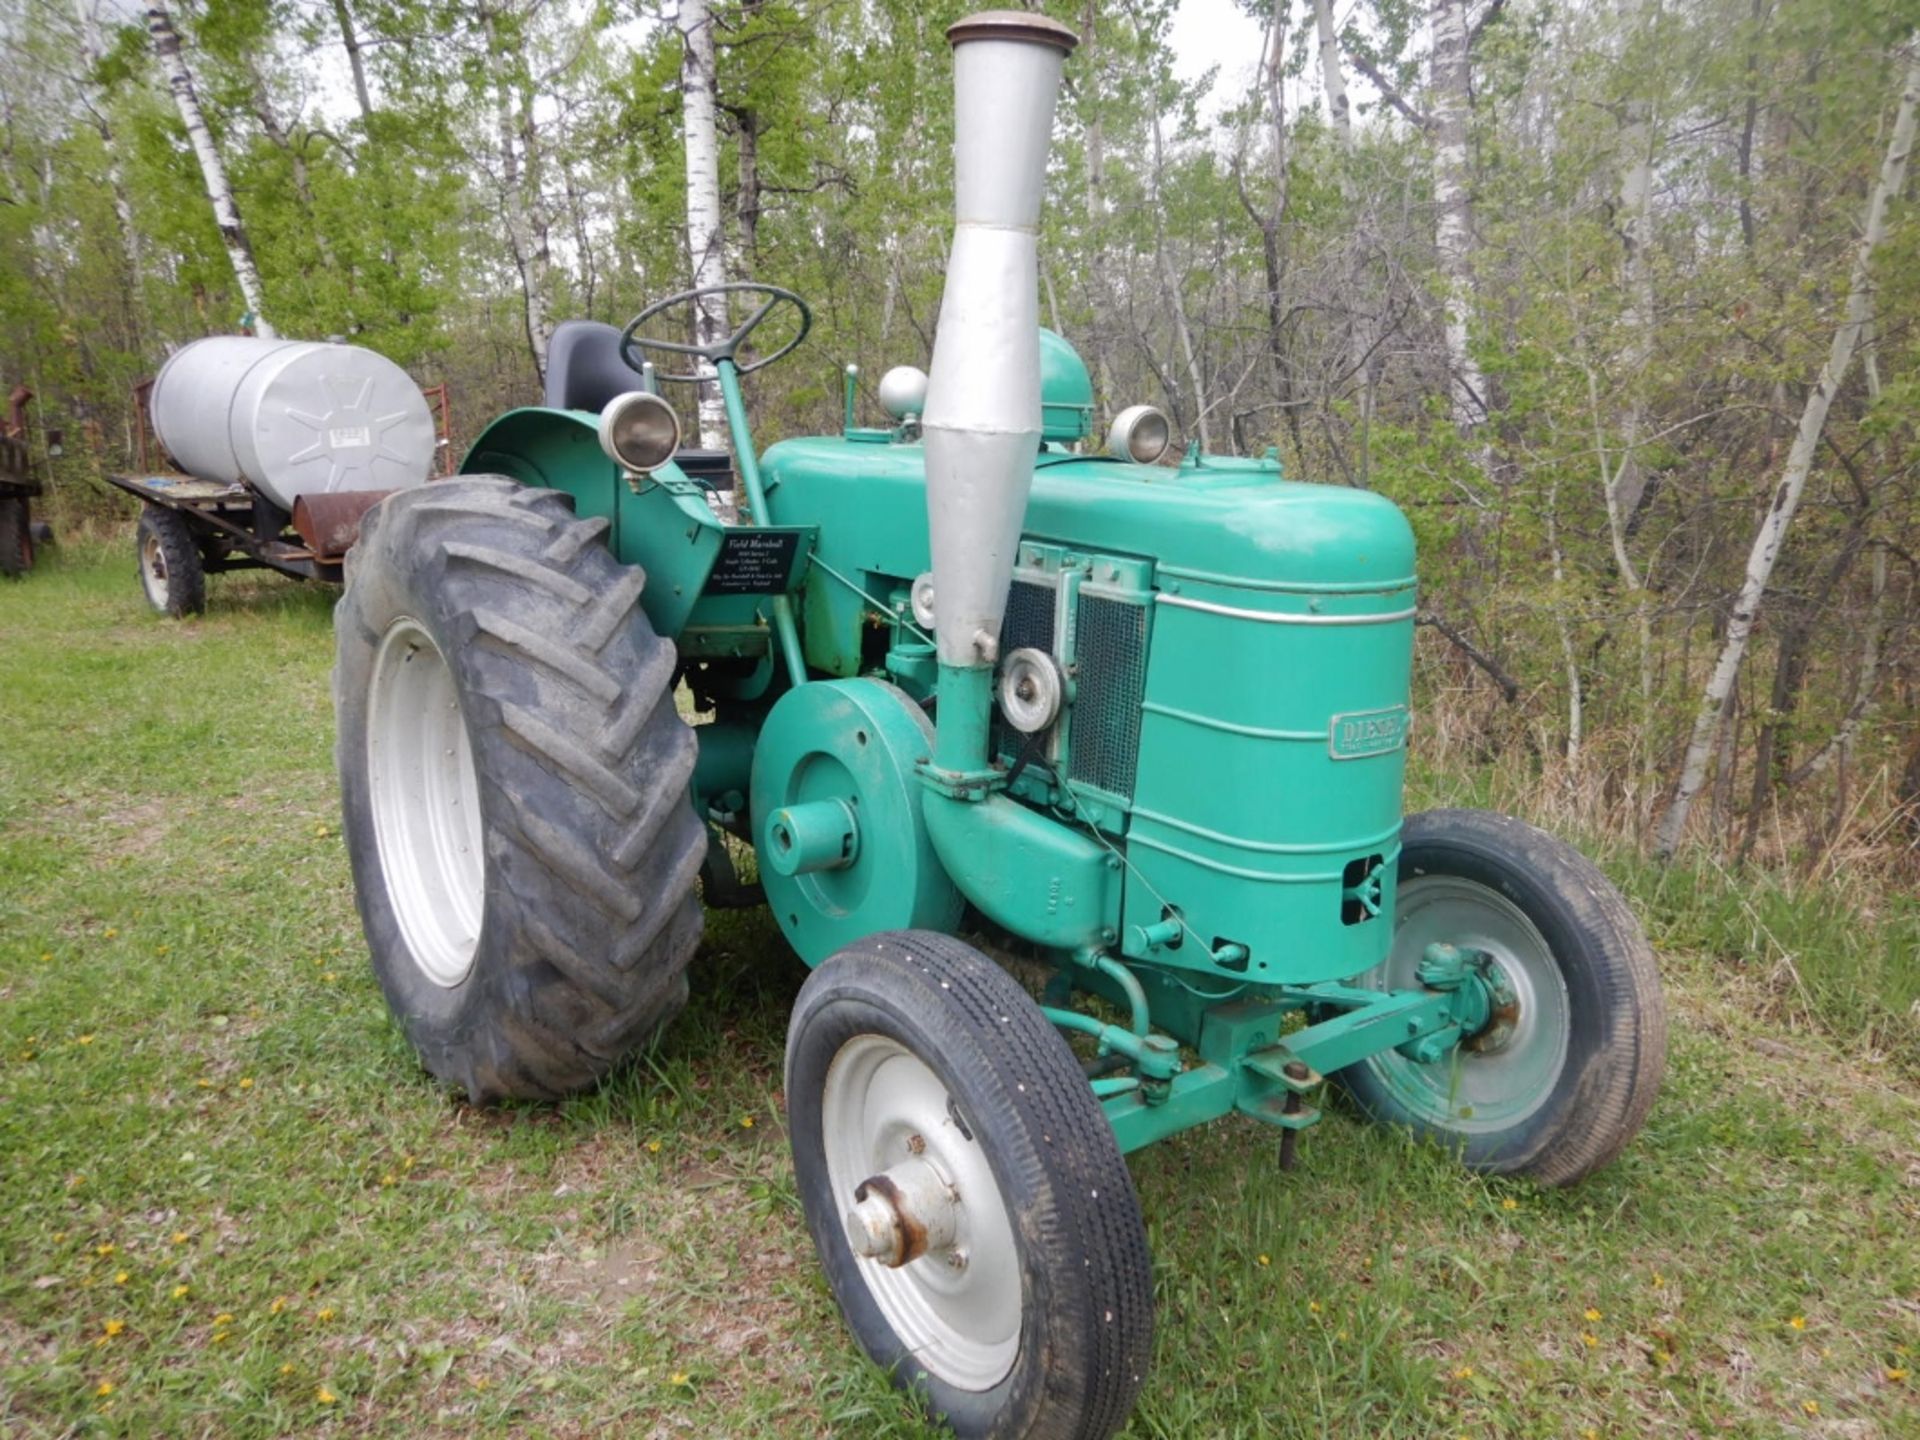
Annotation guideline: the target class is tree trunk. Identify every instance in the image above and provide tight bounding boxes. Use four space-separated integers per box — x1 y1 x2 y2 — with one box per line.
146 6 275 337
1654 36 1920 858
1428 0 1485 440
1314 0 1350 145
329 0 376 124
1149 107 1210 452
1610 0 1657 524
252 75 337 271
680 0 729 451
494 75 552 383
75 0 144 336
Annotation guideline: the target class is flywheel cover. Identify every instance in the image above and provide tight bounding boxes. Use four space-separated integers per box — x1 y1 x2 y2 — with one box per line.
751 679 963 964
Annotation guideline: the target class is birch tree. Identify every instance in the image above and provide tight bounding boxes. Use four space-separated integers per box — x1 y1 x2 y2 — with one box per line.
1314 0 1350 145
145 5 275 338
1428 0 1485 443
1654 34 1920 857
680 0 728 450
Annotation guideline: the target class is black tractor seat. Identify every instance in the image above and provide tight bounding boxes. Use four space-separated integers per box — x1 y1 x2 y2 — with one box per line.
543 319 735 493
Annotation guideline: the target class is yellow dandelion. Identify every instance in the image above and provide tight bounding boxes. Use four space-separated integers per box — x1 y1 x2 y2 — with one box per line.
1802 1400 1819 1417
196 1078 213 1089
739 1115 755 1129
670 1371 691 1386
380 1173 396 1187
1653 1348 1672 1366
95 1381 114 1397
171 1284 190 1299
95 1242 114 1257
53 1231 67 1243
401 1154 416 1169
1453 1365 1474 1380
1501 1197 1518 1211
213 1312 234 1325
239 1077 254 1090
1256 1254 1270 1266
1336 1329 1349 1341
104 928 117 939
322 972 338 983
171 1232 188 1245
1886 1368 1908 1383
270 1297 287 1315
1582 1430 1599 1440
315 1307 335 1321
1789 1315 1807 1331
1580 1332 1599 1349
279 1363 295 1376
316 1386 336 1405
1361 1256 1373 1269
1651 1272 1663 1288
113 1271 129 1285
155 945 169 955
1308 1300 1321 1314
212 1329 231 1344
472 1377 490 1392
40 951 52 961
1584 1307 1603 1322
645 1140 662 1154
102 1319 125 1337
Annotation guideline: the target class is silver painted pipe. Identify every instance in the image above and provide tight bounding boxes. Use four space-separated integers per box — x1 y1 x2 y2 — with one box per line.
921 10 1078 669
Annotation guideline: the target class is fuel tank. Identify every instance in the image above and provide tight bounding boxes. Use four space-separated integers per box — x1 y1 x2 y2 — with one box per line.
150 337 436 511
764 439 1417 986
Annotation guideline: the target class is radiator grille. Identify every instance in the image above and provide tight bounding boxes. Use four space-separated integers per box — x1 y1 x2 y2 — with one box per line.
1001 579 1056 654
1069 595 1148 798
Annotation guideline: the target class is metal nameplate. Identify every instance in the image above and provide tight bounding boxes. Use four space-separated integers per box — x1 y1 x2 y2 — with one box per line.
702 526 809 595
1328 705 1410 760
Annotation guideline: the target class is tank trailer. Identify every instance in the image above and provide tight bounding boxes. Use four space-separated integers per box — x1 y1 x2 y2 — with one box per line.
333 13 1666 1437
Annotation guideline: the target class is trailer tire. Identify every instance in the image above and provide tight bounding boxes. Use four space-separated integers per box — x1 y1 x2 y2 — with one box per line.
787 931 1154 1440
137 504 205 615
1336 809 1666 1187
334 477 706 1102
0 496 29 577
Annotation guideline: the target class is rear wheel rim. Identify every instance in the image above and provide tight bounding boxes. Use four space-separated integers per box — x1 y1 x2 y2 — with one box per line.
366 617 485 987
1364 874 1569 1131
821 1034 1022 1392
140 531 169 609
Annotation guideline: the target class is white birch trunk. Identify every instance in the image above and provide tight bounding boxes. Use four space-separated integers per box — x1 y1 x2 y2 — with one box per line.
680 0 729 451
329 0 376 123
146 6 275 338
1314 0 1351 145
1654 37 1920 857
76 0 144 318
1428 0 1484 438
495 77 553 382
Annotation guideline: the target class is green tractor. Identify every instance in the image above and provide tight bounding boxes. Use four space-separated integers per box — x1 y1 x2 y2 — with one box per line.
332 13 1664 1438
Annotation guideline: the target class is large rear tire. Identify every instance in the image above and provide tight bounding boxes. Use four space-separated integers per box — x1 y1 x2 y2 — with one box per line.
1336 808 1666 1186
334 477 706 1102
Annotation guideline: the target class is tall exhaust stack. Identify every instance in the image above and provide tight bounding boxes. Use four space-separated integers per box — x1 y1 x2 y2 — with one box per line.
922 10 1077 758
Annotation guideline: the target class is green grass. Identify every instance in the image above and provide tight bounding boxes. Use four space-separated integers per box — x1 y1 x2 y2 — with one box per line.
2 541 1916 1437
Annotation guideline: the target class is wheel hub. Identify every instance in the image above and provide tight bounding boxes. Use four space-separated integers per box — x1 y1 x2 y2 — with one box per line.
365 618 485 987
822 1034 1020 1391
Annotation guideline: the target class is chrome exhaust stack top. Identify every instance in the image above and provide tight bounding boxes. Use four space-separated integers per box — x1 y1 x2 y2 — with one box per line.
922 11 1078 677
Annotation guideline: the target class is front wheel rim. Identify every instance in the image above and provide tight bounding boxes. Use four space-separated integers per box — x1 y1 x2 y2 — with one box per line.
821 1034 1022 1392
140 531 169 609
366 617 485 987
1363 874 1570 1131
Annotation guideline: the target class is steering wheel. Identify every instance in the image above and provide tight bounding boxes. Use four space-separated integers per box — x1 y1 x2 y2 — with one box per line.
619 282 813 382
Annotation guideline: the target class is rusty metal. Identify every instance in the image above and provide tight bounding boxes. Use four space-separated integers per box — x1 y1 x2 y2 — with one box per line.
131 378 158 474
850 1172 928 1268
6 385 31 441
1278 1092 1303 1170
420 383 455 476
292 489 395 559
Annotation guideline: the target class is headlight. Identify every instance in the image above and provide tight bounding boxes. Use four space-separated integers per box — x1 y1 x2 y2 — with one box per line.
1106 404 1171 465
597 392 682 474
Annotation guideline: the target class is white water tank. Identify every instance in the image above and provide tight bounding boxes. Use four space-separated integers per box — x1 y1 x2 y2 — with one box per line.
149 337 436 511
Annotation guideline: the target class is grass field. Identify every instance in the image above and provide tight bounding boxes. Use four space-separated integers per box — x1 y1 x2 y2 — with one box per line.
2 541 1916 1438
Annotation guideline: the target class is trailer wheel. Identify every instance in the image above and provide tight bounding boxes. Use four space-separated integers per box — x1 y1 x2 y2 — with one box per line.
786 931 1153 1440
333 477 705 1102
1337 809 1666 1186
0 496 29 577
136 505 206 615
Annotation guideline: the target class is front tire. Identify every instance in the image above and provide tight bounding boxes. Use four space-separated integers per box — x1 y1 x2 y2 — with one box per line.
333 477 706 1102
1337 808 1666 1186
137 505 204 615
786 932 1153 1440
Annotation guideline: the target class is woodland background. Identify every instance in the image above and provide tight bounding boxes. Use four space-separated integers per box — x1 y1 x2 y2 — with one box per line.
3 0 1920 877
